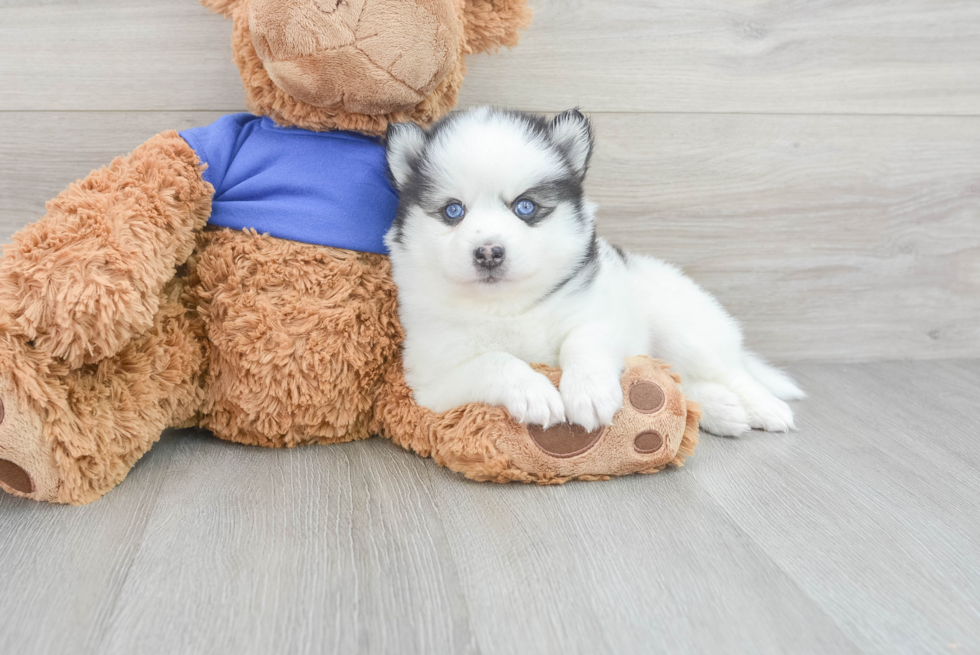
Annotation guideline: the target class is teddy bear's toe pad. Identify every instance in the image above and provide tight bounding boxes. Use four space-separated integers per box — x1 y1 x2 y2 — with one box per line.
0 379 58 501
629 381 665 413
0 457 34 494
528 423 603 458
493 356 697 482
633 430 665 453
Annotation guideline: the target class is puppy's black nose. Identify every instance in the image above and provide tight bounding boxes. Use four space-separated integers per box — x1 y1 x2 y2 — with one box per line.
473 244 506 269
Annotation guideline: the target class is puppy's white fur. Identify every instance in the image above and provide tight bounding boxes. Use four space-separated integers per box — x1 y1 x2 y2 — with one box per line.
385 107 803 436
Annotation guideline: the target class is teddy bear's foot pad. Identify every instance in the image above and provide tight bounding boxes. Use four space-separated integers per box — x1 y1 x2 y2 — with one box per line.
526 378 673 460
494 356 698 482
633 430 665 453
527 423 603 458
629 380 666 413
0 457 34 494
0 379 58 501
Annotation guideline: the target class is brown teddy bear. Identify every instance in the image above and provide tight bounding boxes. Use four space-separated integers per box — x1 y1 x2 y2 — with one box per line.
0 0 699 504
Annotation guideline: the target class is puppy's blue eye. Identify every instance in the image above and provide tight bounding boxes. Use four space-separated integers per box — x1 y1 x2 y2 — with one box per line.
514 199 536 217
444 202 465 221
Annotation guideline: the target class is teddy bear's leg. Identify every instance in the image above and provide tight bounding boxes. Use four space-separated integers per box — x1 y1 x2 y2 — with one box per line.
372 349 531 481
375 354 699 484
0 274 208 504
0 131 211 369
193 230 402 448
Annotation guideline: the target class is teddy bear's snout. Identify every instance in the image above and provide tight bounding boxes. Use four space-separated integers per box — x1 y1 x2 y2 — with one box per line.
248 0 460 115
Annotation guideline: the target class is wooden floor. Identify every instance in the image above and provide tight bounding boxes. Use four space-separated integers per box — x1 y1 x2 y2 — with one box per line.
0 359 976 655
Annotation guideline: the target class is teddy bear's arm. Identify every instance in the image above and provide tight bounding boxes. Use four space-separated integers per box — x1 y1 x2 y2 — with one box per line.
0 131 212 368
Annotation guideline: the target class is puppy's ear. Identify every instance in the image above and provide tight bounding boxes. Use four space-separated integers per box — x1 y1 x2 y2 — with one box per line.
386 122 426 189
549 109 594 180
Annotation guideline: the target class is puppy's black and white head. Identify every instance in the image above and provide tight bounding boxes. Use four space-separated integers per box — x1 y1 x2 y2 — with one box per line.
385 107 598 310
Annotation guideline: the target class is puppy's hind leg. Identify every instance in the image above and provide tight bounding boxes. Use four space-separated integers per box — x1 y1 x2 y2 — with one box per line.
727 369 797 433
629 253 799 435
682 381 751 437
684 369 795 435
654 341 796 435
744 352 805 401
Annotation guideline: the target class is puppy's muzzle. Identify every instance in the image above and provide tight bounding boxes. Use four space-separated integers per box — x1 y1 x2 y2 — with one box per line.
473 244 506 270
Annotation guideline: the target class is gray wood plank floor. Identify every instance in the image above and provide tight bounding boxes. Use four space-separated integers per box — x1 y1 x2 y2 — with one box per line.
0 360 977 655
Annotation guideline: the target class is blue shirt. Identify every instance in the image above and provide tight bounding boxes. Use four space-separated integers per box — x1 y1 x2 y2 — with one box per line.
179 113 397 254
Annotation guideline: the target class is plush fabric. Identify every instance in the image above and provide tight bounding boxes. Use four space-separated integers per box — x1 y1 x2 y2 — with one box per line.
0 0 699 505
230 0 466 134
376 355 700 485
0 131 210 368
192 228 400 447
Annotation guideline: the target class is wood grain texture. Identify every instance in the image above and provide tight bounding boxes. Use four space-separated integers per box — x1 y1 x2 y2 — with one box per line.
2 3 978 654
0 440 177 655
0 112 219 221
422 457 860 654
460 0 980 114
689 360 980 654
1 111 977 362
2 0 980 114
0 1 243 113
0 360 978 654
94 434 477 655
588 113 980 362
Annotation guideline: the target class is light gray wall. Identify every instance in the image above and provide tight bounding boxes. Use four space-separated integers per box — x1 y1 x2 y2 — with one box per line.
1 0 978 362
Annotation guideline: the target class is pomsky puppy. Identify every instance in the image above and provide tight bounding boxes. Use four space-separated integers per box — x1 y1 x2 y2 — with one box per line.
384 107 803 436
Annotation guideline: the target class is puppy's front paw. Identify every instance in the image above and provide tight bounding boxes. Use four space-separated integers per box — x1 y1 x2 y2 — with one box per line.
560 368 623 432
502 373 566 428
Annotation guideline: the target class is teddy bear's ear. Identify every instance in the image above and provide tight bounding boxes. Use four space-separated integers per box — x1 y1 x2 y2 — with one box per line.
386 122 427 189
549 109 594 180
463 0 533 54
201 0 240 18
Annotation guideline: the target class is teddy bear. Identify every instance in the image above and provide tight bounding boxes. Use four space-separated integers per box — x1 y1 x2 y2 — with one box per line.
0 0 700 505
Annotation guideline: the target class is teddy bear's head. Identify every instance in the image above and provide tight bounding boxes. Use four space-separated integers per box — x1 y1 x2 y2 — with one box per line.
202 0 531 135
